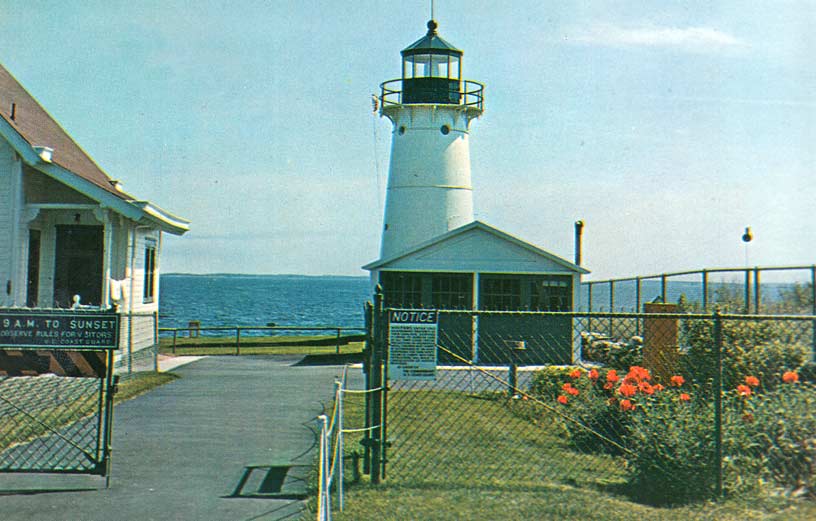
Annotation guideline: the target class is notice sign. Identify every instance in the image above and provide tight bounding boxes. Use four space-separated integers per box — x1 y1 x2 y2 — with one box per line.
0 311 120 350
388 310 438 381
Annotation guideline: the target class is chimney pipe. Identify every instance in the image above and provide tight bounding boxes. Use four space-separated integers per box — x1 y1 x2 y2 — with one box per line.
574 220 584 266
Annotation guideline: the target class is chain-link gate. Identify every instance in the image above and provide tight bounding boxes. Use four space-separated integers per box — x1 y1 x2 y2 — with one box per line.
0 311 119 483
361 297 815 508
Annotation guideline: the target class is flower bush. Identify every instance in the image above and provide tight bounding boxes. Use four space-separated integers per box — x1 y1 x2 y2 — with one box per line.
532 365 816 504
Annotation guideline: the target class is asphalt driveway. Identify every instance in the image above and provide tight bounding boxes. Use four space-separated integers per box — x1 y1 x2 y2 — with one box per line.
0 356 359 520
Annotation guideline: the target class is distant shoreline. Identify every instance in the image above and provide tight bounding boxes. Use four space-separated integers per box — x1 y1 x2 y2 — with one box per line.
162 273 368 279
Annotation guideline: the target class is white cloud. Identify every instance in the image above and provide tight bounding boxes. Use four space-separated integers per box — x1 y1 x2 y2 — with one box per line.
569 24 747 53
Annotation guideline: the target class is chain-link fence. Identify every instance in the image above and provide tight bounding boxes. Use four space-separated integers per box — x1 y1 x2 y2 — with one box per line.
0 350 115 476
364 306 815 508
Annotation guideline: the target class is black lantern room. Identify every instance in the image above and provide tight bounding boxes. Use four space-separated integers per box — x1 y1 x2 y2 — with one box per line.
400 20 463 104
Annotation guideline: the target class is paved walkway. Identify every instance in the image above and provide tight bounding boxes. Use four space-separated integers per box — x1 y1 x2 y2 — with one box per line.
0 356 360 520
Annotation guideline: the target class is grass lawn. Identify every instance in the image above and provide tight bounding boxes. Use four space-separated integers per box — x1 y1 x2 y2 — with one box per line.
316 390 815 521
159 334 365 357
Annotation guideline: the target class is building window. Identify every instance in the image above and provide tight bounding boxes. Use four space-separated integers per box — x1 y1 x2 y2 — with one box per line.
143 242 156 303
480 276 521 310
480 274 572 311
431 273 472 309
529 275 572 311
380 272 423 308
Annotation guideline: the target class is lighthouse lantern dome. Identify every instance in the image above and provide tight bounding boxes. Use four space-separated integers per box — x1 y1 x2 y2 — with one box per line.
400 20 463 104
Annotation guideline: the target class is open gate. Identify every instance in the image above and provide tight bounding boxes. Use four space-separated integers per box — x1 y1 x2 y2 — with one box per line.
0 310 119 483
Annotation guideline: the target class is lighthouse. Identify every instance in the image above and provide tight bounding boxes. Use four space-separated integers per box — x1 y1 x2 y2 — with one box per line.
365 19 588 365
378 19 484 259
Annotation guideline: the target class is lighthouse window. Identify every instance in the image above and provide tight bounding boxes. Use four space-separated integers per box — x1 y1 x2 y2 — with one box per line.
398 126 406 135
440 125 450 135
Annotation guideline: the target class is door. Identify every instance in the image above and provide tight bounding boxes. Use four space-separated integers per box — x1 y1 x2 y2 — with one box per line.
54 225 103 307
26 229 41 307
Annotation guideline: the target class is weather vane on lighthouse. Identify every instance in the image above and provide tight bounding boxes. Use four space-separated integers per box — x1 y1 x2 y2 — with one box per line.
375 15 485 258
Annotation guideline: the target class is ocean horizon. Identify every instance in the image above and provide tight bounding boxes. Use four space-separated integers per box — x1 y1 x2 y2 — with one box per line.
158 273 807 335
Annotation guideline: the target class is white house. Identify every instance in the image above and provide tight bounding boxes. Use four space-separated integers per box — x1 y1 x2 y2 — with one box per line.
0 64 189 369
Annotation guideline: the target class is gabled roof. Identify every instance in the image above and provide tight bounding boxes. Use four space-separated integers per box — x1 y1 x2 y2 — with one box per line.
363 220 590 274
0 64 189 235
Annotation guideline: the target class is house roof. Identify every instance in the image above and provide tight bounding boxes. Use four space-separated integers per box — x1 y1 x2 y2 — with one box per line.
0 64 189 235
363 220 590 274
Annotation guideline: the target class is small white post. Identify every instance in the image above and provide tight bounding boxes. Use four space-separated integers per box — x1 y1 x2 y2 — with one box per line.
316 415 328 521
336 380 345 511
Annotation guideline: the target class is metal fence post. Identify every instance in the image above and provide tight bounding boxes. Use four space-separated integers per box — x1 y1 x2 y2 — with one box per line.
381 313 390 481
702 270 708 310
744 269 751 314
370 287 384 484
713 309 724 498
635 277 642 335
336 328 341 355
811 266 816 358
609 280 615 334
661 274 667 303
362 302 373 475
235 327 241 355
753 268 760 314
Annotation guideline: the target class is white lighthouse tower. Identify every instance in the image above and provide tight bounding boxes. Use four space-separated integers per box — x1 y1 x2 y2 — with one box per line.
378 19 484 258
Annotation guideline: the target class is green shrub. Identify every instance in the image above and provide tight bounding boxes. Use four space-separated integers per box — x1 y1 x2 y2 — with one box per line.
728 380 816 496
624 391 717 505
682 318 809 391
528 365 581 400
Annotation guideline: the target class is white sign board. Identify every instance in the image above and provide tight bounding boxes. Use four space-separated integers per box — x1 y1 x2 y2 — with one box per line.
388 310 438 381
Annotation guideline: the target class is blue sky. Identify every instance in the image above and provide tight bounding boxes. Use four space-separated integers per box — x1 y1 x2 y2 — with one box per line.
0 1 813 279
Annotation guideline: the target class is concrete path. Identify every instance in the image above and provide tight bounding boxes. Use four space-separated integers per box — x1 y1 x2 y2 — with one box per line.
0 356 361 521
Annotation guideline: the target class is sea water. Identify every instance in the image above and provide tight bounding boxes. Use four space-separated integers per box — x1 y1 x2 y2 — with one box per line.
159 274 371 334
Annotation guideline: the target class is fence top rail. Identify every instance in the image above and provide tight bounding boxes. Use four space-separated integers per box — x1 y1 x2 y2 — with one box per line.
158 325 366 333
583 264 816 285
385 308 816 321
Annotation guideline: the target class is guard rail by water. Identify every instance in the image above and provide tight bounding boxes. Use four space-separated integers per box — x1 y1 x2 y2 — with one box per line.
158 325 366 355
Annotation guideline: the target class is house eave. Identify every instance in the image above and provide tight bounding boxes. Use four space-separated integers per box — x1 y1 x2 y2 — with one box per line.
0 114 190 234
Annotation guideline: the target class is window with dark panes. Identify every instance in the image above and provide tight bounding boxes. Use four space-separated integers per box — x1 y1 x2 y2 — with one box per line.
380 271 424 308
431 273 472 309
480 276 521 310
530 275 572 311
143 242 156 303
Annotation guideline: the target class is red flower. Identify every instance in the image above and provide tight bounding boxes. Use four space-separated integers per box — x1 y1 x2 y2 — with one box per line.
679 393 691 402
606 370 620 384
638 382 655 395
557 395 568 405
618 383 637 397
588 369 600 381
653 383 665 392
737 384 752 397
782 371 799 384
627 366 651 382
561 383 580 396
603 382 614 390
620 399 635 411
569 368 583 379
744 375 760 387
670 375 685 387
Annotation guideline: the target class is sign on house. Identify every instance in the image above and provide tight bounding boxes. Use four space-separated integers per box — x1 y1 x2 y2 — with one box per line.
0 311 120 350
388 310 438 381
